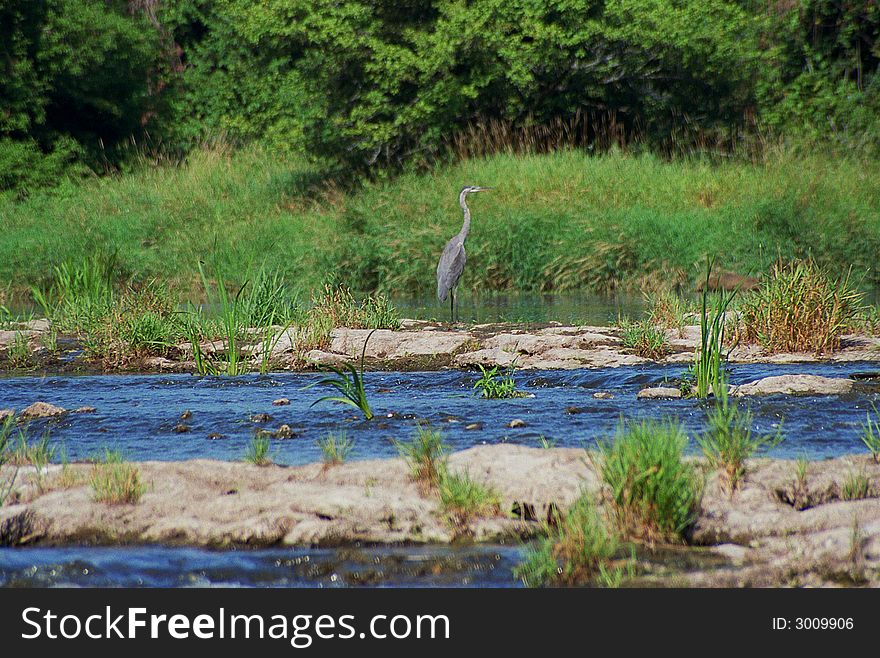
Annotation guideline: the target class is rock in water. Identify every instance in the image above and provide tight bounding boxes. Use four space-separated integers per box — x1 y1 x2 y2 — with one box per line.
636 387 682 400
19 401 67 419
272 398 290 406
731 374 855 397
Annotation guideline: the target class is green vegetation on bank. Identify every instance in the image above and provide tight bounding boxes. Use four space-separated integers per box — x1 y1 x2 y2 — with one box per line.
3 148 880 301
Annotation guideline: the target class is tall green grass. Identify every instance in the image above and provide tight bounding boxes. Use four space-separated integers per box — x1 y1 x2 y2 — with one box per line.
597 418 700 543
691 259 737 399
2 147 879 298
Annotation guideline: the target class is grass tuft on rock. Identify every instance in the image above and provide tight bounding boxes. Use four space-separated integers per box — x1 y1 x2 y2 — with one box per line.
438 470 500 530
244 434 273 466
696 375 783 492
515 493 634 587
318 432 354 465
90 455 145 505
841 470 873 501
395 424 448 490
597 418 700 543
740 259 864 354
618 318 668 359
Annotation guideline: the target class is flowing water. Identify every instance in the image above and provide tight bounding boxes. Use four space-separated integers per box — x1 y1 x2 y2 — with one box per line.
0 362 877 464
2 338 879 586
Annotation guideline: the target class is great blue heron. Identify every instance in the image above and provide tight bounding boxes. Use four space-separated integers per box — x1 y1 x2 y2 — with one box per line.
436 185 492 323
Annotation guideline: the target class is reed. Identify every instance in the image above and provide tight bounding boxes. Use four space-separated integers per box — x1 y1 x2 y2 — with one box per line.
691 258 737 399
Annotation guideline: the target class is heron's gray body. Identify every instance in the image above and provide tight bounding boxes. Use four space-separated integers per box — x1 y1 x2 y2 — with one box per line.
436 234 466 303
436 186 491 322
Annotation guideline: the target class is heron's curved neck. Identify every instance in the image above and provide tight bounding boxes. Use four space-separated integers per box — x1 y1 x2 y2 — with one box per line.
458 194 471 241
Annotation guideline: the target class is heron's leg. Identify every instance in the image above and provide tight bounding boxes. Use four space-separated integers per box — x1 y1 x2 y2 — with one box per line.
450 290 455 325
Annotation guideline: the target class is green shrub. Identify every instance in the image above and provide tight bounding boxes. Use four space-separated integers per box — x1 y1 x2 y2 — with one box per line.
597 418 700 542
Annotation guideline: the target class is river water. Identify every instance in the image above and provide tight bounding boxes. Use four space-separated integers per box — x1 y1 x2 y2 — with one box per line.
2 356 878 587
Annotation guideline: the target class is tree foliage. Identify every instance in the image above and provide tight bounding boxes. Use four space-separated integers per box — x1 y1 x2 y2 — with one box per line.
1 0 878 193
0 0 162 193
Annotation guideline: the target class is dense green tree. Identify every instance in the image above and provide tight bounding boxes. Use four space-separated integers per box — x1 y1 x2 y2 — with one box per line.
759 0 880 152
0 0 162 193
220 0 763 172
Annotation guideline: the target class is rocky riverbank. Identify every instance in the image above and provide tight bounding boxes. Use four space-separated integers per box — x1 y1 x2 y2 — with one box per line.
2 445 878 587
3 318 879 373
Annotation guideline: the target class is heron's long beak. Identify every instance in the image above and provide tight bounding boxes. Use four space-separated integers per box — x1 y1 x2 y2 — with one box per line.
475 186 494 192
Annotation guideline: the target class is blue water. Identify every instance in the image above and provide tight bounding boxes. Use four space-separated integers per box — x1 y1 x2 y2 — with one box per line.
0 361 877 462
0 544 522 588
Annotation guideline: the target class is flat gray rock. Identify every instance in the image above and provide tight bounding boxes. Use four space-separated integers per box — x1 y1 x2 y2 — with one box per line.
731 374 855 397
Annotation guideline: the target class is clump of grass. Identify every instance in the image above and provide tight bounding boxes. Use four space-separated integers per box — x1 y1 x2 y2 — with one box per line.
473 363 525 399
515 493 634 587
691 258 737 399
597 418 700 542
790 456 810 510
5 332 31 367
244 434 272 466
90 452 145 505
4 428 55 468
395 424 448 490
645 289 688 333
841 470 873 501
0 416 20 505
39 329 57 353
618 318 668 359
189 261 249 376
437 470 500 530
305 329 375 419
860 403 880 463
32 252 116 333
318 432 355 465
695 375 783 492
310 284 400 330
740 259 864 354
55 462 84 489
